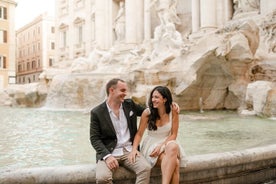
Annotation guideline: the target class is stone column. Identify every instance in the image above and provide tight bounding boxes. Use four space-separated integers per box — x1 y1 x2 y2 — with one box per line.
192 0 200 32
216 0 233 27
144 0 151 40
95 0 113 50
200 0 217 30
224 0 233 21
125 0 144 44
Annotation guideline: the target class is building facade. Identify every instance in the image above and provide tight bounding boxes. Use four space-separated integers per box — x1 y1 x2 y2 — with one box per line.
55 0 96 63
16 13 55 84
0 0 16 90
54 0 236 62
54 0 275 63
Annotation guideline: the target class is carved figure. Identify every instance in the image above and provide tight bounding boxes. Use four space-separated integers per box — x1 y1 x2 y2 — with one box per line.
149 0 180 25
233 0 260 16
114 1 125 42
71 57 90 73
150 23 183 61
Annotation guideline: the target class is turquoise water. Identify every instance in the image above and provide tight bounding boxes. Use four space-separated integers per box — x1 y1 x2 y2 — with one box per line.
0 107 275 171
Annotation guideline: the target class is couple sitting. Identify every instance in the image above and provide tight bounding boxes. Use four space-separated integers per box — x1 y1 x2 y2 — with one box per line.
90 78 186 184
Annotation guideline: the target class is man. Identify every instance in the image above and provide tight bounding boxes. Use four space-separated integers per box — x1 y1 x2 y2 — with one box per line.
90 78 151 184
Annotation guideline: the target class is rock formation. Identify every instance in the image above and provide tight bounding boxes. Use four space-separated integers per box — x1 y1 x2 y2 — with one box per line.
1 1 275 117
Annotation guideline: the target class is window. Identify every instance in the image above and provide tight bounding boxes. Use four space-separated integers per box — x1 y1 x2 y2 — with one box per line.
73 18 84 46
51 27 55 33
18 64 22 72
76 25 83 45
59 23 68 48
0 55 7 69
60 31 67 48
49 58 53 66
0 6 7 20
51 42 55 50
37 59 40 68
32 60 36 69
27 62 30 70
0 30 7 43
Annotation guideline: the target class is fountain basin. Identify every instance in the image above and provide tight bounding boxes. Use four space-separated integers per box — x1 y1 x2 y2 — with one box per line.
1 144 276 184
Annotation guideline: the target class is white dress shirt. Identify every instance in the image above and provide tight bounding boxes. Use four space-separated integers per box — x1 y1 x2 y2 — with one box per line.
106 102 132 157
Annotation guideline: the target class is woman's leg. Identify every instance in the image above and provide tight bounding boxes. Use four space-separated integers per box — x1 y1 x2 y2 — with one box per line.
156 142 180 184
170 158 180 184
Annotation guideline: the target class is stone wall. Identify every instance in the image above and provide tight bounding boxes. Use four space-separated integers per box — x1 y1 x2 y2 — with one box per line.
1 144 276 184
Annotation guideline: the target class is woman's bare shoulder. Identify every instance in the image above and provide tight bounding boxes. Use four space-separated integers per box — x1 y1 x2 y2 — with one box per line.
141 108 151 118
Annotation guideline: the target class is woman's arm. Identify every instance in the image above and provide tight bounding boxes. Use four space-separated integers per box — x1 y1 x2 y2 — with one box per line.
128 109 149 163
161 103 179 148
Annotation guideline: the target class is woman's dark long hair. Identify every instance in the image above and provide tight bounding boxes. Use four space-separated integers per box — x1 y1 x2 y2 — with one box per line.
148 86 173 131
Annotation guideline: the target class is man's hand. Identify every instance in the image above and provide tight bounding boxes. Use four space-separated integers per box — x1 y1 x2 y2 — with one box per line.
105 156 119 170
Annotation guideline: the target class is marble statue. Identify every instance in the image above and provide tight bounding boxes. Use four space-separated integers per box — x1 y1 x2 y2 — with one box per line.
149 0 181 25
150 23 183 62
114 1 125 42
233 0 260 17
70 57 90 73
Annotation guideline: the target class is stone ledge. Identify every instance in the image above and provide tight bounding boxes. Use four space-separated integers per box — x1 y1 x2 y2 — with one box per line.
1 144 276 184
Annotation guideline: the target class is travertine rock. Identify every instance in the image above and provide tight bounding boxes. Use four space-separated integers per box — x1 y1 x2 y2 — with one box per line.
244 81 273 115
263 89 276 116
1 1 275 117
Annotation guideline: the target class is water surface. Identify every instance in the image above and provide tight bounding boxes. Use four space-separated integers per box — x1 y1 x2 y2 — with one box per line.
0 107 275 171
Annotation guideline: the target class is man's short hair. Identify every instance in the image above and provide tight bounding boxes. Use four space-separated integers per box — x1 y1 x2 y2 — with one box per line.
106 78 125 96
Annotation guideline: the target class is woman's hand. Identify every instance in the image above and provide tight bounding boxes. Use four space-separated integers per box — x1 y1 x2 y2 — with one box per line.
172 102 180 113
171 103 180 115
128 149 140 164
105 156 119 170
150 145 162 157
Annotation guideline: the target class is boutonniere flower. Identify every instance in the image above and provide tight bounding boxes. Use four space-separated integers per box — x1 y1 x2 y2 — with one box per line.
129 111 133 116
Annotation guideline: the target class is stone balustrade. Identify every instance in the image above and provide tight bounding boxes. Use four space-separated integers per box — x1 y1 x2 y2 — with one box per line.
1 144 276 184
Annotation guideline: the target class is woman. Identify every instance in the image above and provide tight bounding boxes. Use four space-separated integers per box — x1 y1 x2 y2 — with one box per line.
128 86 186 184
